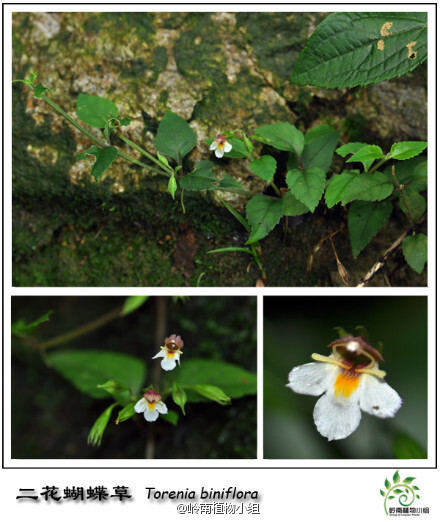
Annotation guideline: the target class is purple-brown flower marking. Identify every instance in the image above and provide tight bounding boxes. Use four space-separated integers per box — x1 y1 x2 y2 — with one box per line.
153 334 184 371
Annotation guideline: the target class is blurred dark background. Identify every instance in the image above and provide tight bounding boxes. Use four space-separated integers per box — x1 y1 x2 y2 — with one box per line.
264 296 427 459
11 295 257 459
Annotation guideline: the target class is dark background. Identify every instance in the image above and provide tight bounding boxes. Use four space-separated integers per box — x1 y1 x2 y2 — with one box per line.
264 296 428 459
11 295 257 459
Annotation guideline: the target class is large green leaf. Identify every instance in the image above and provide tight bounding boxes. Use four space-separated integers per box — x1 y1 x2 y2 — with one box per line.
398 187 426 221
253 122 304 157
402 233 427 274
155 110 197 163
250 155 277 181
47 350 146 399
348 200 393 257
179 161 242 191
76 145 118 181
76 93 119 128
341 172 394 205
286 167 326 212
245 195 284 244
388 141 427 161
173 359 257 403
120 296 149 316
291 12 427 88
325 171 357 208
288 125 340 173
346 145 384 171
282 191 309 216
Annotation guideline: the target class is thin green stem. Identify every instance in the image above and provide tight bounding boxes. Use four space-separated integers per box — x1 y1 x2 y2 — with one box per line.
270 180 282 197
368 155 388 174
117 133 174 176
214 186 260 197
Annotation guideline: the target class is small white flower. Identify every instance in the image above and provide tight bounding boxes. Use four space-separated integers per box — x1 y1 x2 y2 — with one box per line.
287 334 402 441
134 388 168 422
209 134 232 158
153 334 184 371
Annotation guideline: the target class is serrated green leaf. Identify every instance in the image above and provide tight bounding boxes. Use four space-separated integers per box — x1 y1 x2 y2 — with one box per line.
388 141 427 161
393 471 401 484
172 382 187 415
90 147 118 181
325 171 357 208
302 125 340 172
155 110 197 163
348 200 393 257
47 349 146 399
341 172 393 205
291 12 427 88
120 296 149 316
398 187 426 221
88 403 117 446
224 137 251 158
12 310 53 336
336 142 369 157
115 401 137 423
33 83 52 98
282 191 309 216
173 359 257 402
253 122 304 157
346 145 384 171
76 93 118 128
286 167 326 212
179 161 242 192
402 233 427 274
250 155 277 181
245 195 284 244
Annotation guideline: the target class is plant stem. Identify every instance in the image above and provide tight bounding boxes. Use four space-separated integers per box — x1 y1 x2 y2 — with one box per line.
368 156 388 174
117 133 174 176
270 180 282 197
214 186 260 197
39 306 123 350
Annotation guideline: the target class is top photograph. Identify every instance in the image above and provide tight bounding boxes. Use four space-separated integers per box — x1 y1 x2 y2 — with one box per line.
12 11 428 287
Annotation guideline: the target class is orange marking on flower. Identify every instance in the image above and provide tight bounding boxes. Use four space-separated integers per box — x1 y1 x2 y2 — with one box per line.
334 371 360 398
166 351 175 359
147 402 156 411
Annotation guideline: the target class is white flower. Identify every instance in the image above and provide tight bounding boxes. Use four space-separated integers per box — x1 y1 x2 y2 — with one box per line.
287 335 402 441
153 334 184 371
209 134 232 158
134 388 168 422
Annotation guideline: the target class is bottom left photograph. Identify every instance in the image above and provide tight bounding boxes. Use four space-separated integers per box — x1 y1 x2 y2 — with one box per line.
11 295 257 460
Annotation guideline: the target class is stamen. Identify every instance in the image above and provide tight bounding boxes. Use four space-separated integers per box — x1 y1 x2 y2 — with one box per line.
311 352 351 370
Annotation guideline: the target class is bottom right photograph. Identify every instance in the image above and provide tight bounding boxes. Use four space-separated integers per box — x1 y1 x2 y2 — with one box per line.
263 296 428 460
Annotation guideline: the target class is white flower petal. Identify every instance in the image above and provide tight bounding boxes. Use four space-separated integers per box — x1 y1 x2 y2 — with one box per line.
313 388 362 441
287 362 336 396
214 148 224 158
156 401 168 415
223 142 232 153
134 398 147 413
359 374 402 418
161 357 177 371
144 407 159 422
209 142 217 151
152 349 165 360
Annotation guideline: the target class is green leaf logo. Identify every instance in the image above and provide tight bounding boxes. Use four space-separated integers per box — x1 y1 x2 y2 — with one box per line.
380 471 421 515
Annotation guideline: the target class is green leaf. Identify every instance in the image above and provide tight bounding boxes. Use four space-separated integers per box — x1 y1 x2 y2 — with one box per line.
291 12 427 88
398 187 426 221
220 198 251 233
88 403 117 446
402 477 416 485
179 161 242 191
115 401 137 423
76 93 119 128
96 379 130 399
341 172 393 205
224 137 251 158
189 385 231 405
282 191 309 216
253 122 304 157
250 155 277 181
336 142 369 158
325 171 358 208
155 110 197 163
348 200 393 257
33 84 52 98
380 489 385 497
172 382 187 415
118 117 131 127
402 233 427 274
11 310 52 336
208 247 253 255
288 125 339 173
245 195 284 244
393 432 427 459
388 141 427 161
91 147 118 181
286 167 326 212
346 145 384 171
173 359 257 403
385 478 391 490
168 175 178 199
47 349 146 399
120 296 149 316
388 496 395 500
76 145 101 161
383 157 427 191
393 471 401 484
393 489 403 493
